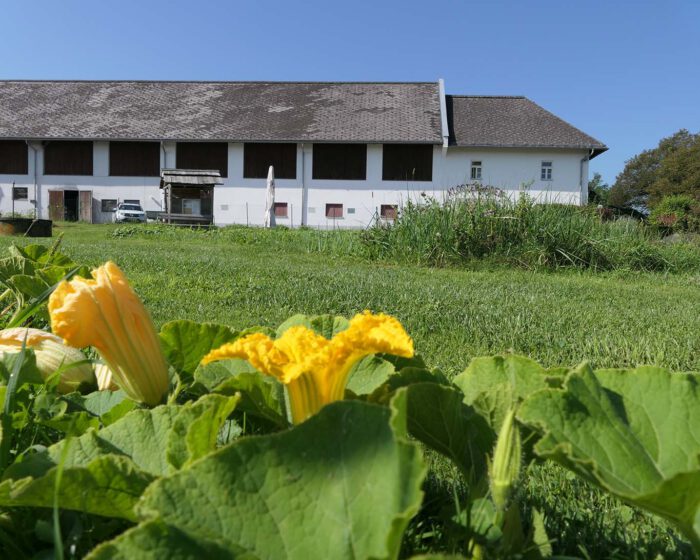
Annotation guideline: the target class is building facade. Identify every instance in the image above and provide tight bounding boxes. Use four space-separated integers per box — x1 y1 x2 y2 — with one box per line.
0 80 606 227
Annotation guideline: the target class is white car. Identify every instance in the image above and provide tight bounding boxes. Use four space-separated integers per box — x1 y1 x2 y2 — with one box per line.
114 203 147 223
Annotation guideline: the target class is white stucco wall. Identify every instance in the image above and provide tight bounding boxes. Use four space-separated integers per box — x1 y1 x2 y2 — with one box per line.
0 142 591 228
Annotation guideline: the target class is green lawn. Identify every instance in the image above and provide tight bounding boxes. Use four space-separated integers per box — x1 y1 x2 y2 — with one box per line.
3 222 698 557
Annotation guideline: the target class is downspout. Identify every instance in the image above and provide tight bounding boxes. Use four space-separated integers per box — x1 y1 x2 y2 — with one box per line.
438 79 450 153
579 148 594 205
26 141 38 219
160 142 167 211
300 143 307 226
437 79 450 195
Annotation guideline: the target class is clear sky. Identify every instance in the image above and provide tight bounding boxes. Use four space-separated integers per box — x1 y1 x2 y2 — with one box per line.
1 0 698 185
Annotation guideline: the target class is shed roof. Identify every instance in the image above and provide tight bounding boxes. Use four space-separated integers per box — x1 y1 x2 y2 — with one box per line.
446 95 607 157
0 80 443 144
160 168 223 187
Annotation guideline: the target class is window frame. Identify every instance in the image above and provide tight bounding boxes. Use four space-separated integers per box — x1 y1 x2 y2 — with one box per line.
541 161 553 181
470 161 482 181
325 203 344 219
101 199 118 213
312 144 366 181
274 202 289 218
382 144 433 182
243 143 297 179
380 204 398 220
12 186 28 201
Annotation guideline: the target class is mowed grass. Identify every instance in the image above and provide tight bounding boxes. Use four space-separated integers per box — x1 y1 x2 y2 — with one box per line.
3 222 699 558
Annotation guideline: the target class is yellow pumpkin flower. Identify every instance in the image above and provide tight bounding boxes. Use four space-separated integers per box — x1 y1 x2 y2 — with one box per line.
48 261 169 406
202 312 414 423
0 327 95 393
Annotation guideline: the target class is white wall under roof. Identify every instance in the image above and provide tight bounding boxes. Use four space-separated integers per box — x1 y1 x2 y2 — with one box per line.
0 142 590 227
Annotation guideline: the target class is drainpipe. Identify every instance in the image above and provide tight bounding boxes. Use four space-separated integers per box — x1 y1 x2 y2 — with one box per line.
26 141 38 219
160 142 168 211
579 149 594 205
300 143 307 226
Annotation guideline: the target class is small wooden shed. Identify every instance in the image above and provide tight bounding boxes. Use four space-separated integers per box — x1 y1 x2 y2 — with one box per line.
159 169 223 225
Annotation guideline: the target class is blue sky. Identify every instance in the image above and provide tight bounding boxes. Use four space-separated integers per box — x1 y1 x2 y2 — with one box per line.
1 0 698 185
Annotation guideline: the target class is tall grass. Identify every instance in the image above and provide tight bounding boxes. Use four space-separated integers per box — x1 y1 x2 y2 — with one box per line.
361 186 700 272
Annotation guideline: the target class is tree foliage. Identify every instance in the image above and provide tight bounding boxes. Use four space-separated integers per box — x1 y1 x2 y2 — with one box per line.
609 129 700 208
587 172 610 205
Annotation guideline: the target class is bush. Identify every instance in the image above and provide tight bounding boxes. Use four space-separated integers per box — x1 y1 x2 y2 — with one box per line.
649 194 700 233
361 186 700 272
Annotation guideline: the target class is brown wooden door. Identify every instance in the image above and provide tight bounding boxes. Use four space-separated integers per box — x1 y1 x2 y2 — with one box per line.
79 190 93 223
48 190 64 221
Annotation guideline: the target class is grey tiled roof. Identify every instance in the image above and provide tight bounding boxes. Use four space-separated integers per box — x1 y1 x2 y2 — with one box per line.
447 95 607 155
0 80 443 143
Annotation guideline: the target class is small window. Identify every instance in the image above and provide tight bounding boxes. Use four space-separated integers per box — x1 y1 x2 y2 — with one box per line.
541 161 553 181
274 202 288 218
44 141 93 176
0 141 29 175
12 186 28 200
124 199 140 205
313 144 366 180
101 199 118 212
109 142 160 177
471 161 482 181
347 208 356 214
381 204 398 220
176 142 228 178
382 144 433 181
244 144 296 179
325 203 343 218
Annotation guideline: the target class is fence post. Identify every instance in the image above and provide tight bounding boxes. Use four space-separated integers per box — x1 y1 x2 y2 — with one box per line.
246 202 249 226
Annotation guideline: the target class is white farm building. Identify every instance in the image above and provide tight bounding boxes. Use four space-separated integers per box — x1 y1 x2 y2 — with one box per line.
0 80 606 227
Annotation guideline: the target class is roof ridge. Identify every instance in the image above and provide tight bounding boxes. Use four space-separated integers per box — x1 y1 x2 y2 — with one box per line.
0 79 438 86
448 94 526 99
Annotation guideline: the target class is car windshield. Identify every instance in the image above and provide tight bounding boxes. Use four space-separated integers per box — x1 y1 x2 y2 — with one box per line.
120 205 142 211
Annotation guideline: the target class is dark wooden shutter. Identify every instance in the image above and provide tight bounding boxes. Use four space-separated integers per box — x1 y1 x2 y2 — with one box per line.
313 144 366 180
382 144 433 181
176 142 228 177
44 142 93 175
244 143 297 179
110 142 160 176
0 141 29 174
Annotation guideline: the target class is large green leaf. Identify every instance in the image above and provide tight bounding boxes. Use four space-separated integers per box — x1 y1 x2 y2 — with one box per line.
6 396 238 480
87 520 251 559
518 365 700 551
166 394 240 470
346 354 396 395
159 320 241 380
275 313 349 339
454 355 565 431
194 358 259 392
90 400 426 560
202 362 288 428
393 383 495 484
0 454 154 521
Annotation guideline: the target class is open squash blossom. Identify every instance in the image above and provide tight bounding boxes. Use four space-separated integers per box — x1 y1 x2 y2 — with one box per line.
202 311 414 423
48 261 169 406
0 328 94 393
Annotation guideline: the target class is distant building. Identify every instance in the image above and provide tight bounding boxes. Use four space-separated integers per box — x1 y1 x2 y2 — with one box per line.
0 80 606 226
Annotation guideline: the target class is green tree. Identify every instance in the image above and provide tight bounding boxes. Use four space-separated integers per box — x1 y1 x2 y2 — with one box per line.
609 129 700 208
588 172 610 205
